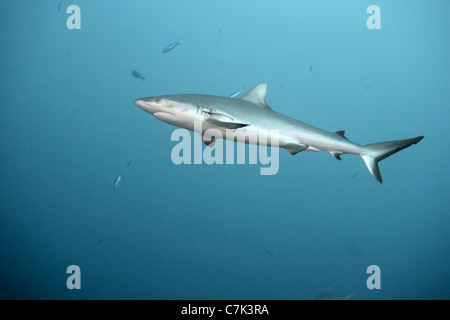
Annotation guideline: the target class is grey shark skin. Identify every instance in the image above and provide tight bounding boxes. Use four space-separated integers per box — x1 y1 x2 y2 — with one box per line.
134 84 424 183
315 287 358 300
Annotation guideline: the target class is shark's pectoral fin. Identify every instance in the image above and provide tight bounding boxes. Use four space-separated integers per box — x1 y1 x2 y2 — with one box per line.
284 142 309 155
205 119 249 129
240 84 272 110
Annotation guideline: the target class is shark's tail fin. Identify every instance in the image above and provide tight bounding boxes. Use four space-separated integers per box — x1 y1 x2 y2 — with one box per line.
360 136 424 183
142 76 145 81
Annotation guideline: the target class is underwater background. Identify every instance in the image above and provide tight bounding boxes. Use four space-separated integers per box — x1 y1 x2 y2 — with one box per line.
0 0 449 300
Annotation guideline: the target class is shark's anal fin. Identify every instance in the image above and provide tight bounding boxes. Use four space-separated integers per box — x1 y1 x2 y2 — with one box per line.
330 151 343 160
284 142 309 155
205 119 249 129
240 84 272 110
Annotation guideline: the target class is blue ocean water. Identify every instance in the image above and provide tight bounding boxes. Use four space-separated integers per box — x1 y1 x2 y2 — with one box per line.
0 0 449 300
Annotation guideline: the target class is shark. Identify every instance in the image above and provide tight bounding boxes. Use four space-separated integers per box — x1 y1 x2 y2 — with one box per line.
315 287 358 300
134 84 424 183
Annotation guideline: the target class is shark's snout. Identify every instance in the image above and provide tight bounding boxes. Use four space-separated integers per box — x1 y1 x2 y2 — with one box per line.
134 99 146 110
134 99 155 114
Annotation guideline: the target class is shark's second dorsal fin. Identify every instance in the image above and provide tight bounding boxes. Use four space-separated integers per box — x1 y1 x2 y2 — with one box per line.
240 84 272 110
335 130 348 140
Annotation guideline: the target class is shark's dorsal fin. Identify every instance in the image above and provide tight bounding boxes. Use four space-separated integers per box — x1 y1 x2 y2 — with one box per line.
335 130 348 140
240 84 272 110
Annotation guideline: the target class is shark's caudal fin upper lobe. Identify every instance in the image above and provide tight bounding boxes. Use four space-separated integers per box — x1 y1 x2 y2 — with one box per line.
360 136 424 183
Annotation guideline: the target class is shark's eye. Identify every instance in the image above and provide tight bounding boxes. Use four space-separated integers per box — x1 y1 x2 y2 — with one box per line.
154 98 161 104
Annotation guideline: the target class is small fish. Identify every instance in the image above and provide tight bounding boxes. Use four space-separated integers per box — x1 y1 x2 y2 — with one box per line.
264 248 274 256
162 40 180 53
228 88 246 98
97 238 104 244
113 174 123 190
132 70 145 81
57 0 64 12
351 172 360 178
345 242 364 258
315 287 358 300
365 85 372 90
309 64 313 72
126 159 133 167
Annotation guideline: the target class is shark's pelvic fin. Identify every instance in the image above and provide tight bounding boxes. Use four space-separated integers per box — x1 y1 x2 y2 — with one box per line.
202 135 216 147
361 136 424 183
284 142 309 155
240 84 272 110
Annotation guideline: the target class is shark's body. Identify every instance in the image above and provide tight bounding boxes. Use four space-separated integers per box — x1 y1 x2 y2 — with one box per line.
134 84 423 183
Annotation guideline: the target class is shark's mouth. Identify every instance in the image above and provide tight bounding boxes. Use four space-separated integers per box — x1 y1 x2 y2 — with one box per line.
152 112 178 123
